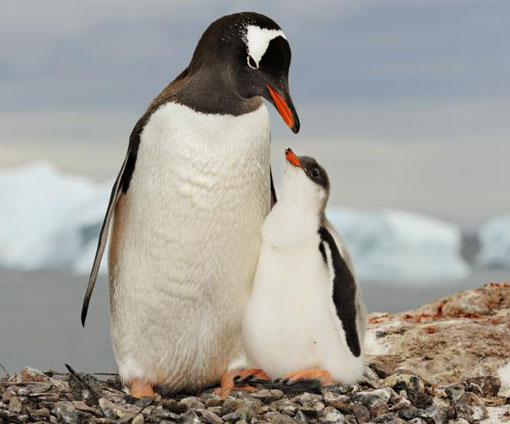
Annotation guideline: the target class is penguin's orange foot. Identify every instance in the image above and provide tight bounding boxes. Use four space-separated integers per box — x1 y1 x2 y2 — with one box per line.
278 368 336 387
129 378 155 398
216 369 270 398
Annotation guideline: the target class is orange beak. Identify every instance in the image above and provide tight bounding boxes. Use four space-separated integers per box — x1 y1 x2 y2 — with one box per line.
266 84 299 133
285 148 302 168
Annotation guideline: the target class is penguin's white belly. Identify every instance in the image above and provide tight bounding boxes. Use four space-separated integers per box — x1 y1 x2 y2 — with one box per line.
243 240 364 383
109 102 271 390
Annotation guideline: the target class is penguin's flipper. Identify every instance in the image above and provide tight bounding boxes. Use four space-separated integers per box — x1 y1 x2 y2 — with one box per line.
80 158 126 326
270 167 277 207
318 226 362 358
81 113 148 326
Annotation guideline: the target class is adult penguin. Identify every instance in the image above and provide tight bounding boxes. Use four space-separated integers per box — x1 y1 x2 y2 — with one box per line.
81 12 299 397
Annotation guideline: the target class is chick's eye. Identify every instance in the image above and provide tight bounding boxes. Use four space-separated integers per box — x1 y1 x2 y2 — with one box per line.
247 55 258 69
311 168 320 178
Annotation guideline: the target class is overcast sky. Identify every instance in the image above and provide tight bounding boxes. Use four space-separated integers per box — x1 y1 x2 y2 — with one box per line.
1 1 509 225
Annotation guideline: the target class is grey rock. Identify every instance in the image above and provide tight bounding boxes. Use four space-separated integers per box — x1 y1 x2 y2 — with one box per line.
222 410 247 422
351 403 371 424
132 414 145 424
321 406 345 423
9 396 23 413
181 409 203 424
17 387 31 396
221 398 242 416
181 396 205 410
408 419 426 424
321 384 353 395
31 407 51 417
151 407 183 421
454 391 488 422
53 400 80 424
236 397 262 420
294 410 308 423
389 398 412 411
406 388 433 409
264 411 297 424
199 408 224 424
464 376 501 397
291 392 323 407
397 407 422 421
275 398 297 416
384 374 425 393
208 406 223 416
323 392 352 413
205 395 224 408
354 388 392 408
343 415 357 424
299 401 324 417
445 384 465 402
162 398 188 413
250 389 284 403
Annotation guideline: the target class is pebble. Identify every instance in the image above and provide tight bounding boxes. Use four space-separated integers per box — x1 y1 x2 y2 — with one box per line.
162 398 188 413
181 409 202 424
323 391 352 412
132 413 145 424
53 401 79 424
181 396 205 410
351 403 371 423
291 392 323 407
454 391 488 422
250 388 284 403
9 396 24 413
0 365 504 424
200 408 224 424
222 409 247 422
321 406 345 423
354 388 392 407
220 397 242 415
384 374 425 393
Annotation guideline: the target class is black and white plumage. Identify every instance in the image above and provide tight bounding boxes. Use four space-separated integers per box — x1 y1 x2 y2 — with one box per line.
80 12 299 394
243 149 367 385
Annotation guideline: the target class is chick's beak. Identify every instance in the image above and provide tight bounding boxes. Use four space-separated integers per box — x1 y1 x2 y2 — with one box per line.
266 84 300 134
285 148 302 168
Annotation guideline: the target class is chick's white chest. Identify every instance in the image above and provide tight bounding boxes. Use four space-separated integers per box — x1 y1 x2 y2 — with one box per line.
243 228 333 377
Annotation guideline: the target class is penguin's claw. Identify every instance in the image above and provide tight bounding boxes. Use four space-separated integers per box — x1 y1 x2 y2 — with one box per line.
216 369 270 398
281 368 336 387
129 378 155 399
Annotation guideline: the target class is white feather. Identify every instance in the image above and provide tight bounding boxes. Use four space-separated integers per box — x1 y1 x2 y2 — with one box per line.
109 102 271 391
243 163 366 384
244 25 286 67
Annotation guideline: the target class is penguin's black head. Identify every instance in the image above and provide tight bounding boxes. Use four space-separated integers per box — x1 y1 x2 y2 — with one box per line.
285 148 330 193
282 148 330 216
189 12 300 133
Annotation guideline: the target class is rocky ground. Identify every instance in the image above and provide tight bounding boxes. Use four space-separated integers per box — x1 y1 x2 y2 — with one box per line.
1 283 509 424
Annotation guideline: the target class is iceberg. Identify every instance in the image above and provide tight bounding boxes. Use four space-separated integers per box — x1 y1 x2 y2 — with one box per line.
327 207 470 285
0 162 111 274
0 162 472 284
477 215 510 269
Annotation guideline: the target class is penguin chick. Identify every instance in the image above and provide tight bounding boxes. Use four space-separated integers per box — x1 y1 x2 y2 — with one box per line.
242 148 367 387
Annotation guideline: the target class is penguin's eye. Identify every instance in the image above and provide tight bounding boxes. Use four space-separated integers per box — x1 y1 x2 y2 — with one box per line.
311 168 320 178
247 55 258 69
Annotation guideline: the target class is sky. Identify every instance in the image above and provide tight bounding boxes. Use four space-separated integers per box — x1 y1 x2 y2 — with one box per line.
1 0 509 225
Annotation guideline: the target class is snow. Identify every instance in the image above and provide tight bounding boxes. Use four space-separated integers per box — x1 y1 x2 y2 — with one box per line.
0 162 111 274
477 215 510 269
327 207 470 285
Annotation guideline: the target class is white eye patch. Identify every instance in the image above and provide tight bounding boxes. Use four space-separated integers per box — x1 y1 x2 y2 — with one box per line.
244 25 287 68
